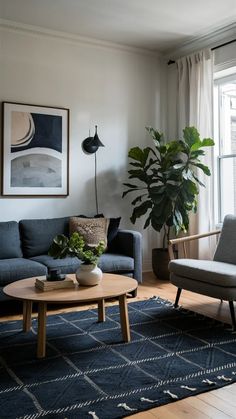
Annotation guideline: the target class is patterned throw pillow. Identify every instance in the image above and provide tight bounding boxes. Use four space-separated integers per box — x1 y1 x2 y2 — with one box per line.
69 217 110 248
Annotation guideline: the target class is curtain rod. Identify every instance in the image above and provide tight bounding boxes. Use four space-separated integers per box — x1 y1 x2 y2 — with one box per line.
167 38 236 65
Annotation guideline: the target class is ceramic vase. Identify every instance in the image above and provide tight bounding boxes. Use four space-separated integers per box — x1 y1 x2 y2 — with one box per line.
76 264 102 286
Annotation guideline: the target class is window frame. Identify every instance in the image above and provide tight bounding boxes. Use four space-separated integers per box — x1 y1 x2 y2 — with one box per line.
214 70 236 223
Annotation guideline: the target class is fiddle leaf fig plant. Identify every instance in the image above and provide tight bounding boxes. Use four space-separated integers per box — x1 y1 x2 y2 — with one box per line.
123 126 214 247
48 232 105 265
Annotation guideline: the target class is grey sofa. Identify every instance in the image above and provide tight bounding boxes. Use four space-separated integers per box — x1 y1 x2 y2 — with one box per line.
0 216 142 301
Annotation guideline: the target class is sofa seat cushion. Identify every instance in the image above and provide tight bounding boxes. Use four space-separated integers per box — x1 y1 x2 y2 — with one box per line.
20 217 70 258
0 258 47 287
0 221 23 259
98 253 134 273
169 259 236 287
31 255 81 274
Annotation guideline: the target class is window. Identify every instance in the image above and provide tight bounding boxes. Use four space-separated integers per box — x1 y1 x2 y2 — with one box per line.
214 73 236 222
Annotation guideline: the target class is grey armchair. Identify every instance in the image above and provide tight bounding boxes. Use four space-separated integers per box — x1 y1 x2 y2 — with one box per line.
168 214 236 330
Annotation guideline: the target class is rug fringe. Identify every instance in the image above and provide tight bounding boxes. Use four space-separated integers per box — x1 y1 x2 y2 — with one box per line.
163 390 178 399
88 411 99 419
202 379 216 385
140 397 158 403
217 375 232 381
117 403 137 411
180 385 196 391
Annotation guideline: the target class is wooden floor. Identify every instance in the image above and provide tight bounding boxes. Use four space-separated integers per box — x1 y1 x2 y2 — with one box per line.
1 272 236 419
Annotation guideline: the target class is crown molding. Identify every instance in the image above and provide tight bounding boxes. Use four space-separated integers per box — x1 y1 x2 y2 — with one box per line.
164 22 236 61
0 18 160 58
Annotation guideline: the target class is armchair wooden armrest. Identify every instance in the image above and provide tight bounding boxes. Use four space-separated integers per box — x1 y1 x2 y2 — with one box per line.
168 229 221 260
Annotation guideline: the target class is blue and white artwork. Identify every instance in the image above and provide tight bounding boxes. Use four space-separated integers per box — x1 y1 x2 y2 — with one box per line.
2 103 69 196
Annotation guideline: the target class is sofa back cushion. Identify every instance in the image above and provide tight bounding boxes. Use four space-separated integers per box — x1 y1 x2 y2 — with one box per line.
69 217 110 247
20 217 69 258
0 221 23 259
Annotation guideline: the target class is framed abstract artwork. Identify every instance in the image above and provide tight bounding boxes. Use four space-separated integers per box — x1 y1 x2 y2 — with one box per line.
2 102 69 197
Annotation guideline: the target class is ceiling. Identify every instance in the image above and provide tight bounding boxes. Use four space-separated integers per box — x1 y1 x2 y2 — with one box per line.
0 0 236 52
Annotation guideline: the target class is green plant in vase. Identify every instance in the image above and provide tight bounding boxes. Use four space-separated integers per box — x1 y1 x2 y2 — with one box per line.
49 232 105 285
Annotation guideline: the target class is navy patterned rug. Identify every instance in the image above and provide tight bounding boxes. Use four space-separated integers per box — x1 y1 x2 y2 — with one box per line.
1 297 236 419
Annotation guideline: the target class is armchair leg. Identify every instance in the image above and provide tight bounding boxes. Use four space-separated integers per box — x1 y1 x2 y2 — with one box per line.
229 301 236 331
174 288 182 308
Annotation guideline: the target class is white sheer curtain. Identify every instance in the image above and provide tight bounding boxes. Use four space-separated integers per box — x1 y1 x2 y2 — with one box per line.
176 49 214 259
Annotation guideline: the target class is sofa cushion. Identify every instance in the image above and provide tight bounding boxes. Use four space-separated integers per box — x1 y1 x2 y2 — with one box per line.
20 217 70 258
0 258 47 287
0 221 22 259
98 253 134 273
69 217 109 247
32 253 134 275
169 259 236 287
31 255 81 274
78 214 121 251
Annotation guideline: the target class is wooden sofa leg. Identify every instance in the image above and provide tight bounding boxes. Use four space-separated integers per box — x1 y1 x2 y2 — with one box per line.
174 288 182 308
229 301 236 331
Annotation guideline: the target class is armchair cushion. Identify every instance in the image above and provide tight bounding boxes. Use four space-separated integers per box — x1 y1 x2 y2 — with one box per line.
169 259 236 287
214 214 236 264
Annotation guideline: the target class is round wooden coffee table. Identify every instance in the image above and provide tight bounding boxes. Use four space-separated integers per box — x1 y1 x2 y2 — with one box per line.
3 273 137 358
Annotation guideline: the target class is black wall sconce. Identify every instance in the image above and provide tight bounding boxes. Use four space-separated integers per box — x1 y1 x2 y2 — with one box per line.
82 125 104 214
82 125 104 154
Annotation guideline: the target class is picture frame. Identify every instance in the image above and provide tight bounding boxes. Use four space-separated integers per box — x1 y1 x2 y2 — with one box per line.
2 102 69 197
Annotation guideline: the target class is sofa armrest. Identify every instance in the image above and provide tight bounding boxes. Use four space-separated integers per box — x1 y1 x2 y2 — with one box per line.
115 229 142 282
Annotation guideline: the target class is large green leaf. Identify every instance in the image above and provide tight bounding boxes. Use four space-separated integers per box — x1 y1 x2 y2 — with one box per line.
144 215 151 229
165 184 179 199
129 162 142 168
190 149 205 158
192 162 211 176
130 200 152 224
128 169 149 183
123 183 138 189
190 137 215 151
146 126 163 143
192 173 205 187
201 138 215 147
122 189 136 198
128 146 153 167
131 194 147 205
128 147 143 162
183 127 200 147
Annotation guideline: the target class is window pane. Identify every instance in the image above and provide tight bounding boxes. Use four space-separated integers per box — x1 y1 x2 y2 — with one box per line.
219 82 236 155
220 156 236 217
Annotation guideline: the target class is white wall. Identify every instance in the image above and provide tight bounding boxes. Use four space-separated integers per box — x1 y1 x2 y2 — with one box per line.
0 25 162 270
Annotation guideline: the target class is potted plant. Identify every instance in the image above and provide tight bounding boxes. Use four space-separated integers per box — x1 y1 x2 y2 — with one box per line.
48 232 105 286
122 126 214 279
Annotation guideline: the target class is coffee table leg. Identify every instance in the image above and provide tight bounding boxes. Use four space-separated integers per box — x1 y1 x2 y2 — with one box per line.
23 300 32 332
98 299 105 322
37 302 47 358
119 294 130 342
